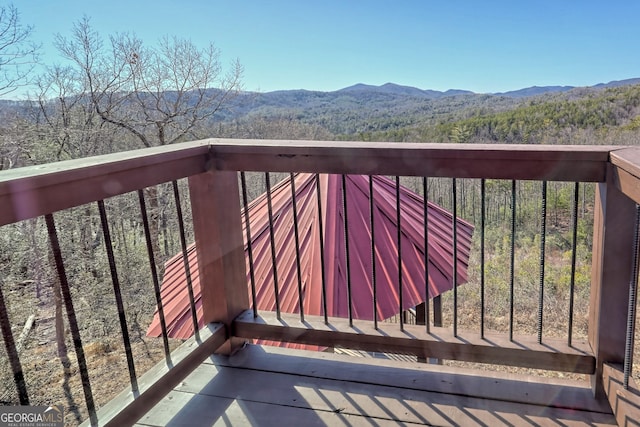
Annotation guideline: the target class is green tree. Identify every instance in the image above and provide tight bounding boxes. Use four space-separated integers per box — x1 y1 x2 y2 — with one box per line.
450 124 471 143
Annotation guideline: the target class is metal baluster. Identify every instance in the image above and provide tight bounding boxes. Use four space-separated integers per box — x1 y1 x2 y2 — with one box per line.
370 175 378 329
623 204 640 389
452 178 458 337
265 173 281 319
290 173 305 321
315 174 328 324
480 179 486 339
138 190 170 361
45 214 97 424
97 200 138 392
537 181 548 344
509 180 516 341
568 182 580 346
240 172 258 317
0 275 29 405
342 174 353 326
172 181 200 339
423 177 430 334
396 176 404 331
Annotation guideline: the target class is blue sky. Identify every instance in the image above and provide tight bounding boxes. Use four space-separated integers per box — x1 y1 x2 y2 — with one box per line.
11 0 640 94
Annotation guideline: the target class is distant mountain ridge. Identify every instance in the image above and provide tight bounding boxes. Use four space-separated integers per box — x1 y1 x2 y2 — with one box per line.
3 77 640 137
494 85 576 98
594 78 640 88
332 77 640 99
336 82 474 99
215 77 640 134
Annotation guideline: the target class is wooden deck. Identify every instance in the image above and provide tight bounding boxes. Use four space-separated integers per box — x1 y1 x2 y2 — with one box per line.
133 344 616 426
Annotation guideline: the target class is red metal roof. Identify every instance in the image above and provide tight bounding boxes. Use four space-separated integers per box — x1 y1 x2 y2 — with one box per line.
147 174 474 340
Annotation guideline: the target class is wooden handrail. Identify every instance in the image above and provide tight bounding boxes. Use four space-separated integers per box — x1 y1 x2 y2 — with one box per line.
610 146 640 204
0 140 211 226
207 139 618 181
0 139 622 227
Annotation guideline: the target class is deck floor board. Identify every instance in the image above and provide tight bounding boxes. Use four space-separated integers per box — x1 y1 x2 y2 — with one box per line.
136 344 616 426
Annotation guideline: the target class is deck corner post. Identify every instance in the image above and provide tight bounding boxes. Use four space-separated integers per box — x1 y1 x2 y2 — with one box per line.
188 170 248 355
589 165 636 399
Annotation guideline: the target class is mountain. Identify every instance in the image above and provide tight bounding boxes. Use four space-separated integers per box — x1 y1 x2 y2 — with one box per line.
269 78 640 104
217 78 640 136
594 78 640 88
4 78 640 138
492 78 640 98
220 83 499 135
338 82 474 99
494 85 575 98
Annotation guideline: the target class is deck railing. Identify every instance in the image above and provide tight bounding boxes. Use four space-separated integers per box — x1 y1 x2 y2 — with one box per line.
1 139 639 426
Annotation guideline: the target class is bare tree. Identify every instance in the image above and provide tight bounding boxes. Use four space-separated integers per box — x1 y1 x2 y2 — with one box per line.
32 64 112 160
0 4 39 170
53 16 243 261
0 119 29 170
54 17 243 149
0 4 39 96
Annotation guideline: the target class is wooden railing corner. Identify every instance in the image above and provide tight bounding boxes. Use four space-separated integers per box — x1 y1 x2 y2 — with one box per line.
188 169 249 355
589 163 637 399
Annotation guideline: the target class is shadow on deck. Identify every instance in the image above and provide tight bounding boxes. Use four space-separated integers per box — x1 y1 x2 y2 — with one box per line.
134 344 615 426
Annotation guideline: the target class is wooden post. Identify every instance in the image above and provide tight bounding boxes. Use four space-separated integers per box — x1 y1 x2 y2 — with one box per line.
432 296 443 365
415 302 427 363
415 302 426 325
189 170 249 355
433 296 442 327
589 166 636 399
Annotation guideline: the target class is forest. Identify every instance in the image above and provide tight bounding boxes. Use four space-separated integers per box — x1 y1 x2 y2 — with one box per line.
1 5 640 425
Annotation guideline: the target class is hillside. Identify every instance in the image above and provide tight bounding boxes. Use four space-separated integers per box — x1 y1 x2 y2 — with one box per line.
222 90 507 135
4 77 640 143
213 78 640 139
427 83 640 144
